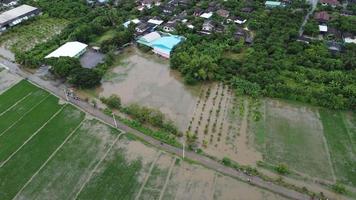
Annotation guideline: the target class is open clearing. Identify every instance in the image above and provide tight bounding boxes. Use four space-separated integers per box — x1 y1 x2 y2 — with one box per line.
250 99 356 187
319 110 356 186
0 79 289 200
0 16 68 53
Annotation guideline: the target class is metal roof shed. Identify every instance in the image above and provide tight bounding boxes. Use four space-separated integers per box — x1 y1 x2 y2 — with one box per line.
45 42 88 59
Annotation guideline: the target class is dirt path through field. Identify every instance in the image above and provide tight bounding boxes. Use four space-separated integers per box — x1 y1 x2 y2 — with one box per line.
235 99 262 166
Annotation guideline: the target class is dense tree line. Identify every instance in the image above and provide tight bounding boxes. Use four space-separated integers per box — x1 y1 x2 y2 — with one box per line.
121 104 181 136
171 8 355 110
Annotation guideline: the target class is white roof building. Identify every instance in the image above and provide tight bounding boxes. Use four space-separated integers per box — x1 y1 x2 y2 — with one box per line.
45 41 88 58
344 37 356 44
0 4 39 26
200 12 213 19
148 19 164 25
319 25 328 32
123 19 140 28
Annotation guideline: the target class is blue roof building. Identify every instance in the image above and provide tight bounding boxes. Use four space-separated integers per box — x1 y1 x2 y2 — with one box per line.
137 32 185 58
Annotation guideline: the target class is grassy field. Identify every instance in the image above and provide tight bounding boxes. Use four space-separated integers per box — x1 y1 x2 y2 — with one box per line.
0 95 62 163
0 80 38 112
251 99 356 187
76 149 143 200
320 110 356 186
0 89 48 132
16 120 120 200
0 16 68 53
0 104 84 199
252 100 334 180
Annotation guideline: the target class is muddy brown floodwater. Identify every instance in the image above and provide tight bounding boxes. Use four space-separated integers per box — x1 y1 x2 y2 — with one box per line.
97 47 201 131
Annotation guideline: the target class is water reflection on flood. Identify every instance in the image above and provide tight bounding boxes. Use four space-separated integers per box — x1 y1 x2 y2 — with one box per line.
98 47 201 131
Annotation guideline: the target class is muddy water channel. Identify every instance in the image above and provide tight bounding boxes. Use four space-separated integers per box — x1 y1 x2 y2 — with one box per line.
97 47 201 130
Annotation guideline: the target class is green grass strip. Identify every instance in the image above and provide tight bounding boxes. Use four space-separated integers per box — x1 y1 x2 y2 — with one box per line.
0 95 62 163
0 90 49 133
0 105 85 200
77 150 142 200
0 80 38 113
320 109 356 187
16 120 120 200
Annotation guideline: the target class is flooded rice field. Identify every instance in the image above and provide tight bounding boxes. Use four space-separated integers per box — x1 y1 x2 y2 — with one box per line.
97 47 201 130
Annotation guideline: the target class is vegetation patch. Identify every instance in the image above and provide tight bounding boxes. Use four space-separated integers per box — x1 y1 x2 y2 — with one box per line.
16 120 120 200
0 104 84 200
320 110 356 186
253 100 334 180
0 16 68 53
76 149 142 200
0 80 39 113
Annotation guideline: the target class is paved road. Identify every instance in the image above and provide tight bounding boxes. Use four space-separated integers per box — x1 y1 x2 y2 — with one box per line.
299 0 319 36
0 58 312 200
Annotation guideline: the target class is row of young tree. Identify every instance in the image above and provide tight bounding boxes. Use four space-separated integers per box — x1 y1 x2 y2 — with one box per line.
171 8 355 110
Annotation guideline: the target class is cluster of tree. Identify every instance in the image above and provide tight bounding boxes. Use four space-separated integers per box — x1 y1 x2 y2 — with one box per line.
100 26 135 53
100 94 121 109
46 57 101 88
20 0 89 19
171 8 355 110
121 104 181 137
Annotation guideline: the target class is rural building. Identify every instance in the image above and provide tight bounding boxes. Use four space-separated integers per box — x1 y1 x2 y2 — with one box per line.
162 21 177 32
344 33 356 44
320 0 340 7
0 4 40 32
265 1 285 8
201 20 214 34
200 12 213 19
45 41 88 59
216 9 230 18
137 31 185 58
319 25 328 33
314 11 330 23
1 0 18 7
123 19 141 28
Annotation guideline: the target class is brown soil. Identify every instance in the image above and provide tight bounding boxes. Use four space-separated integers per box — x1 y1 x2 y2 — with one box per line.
187 84 261 166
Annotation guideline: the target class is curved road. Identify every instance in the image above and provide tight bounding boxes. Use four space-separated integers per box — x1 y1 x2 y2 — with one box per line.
1 58 312 200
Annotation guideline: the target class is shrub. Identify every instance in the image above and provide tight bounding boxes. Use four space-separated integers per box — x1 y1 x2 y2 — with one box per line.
100 95 121 109
275 164 289 175
332 183 347 194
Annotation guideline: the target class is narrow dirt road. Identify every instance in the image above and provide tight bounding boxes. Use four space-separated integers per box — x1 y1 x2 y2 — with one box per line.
299 0 319 36
1 58 312 200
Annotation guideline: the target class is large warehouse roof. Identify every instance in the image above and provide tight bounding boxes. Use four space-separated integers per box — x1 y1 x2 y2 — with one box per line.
45 42 88 58
0 5 38 25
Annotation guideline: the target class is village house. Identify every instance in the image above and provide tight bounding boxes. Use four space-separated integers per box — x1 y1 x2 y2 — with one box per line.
201 20 214 34
228 16 247 25
314 11 330 23
265 1 285 8
162 21 177 32
320 0 340 7
1 0 18 7
343 32 356 44
138 0 161 10
216 9 230 18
